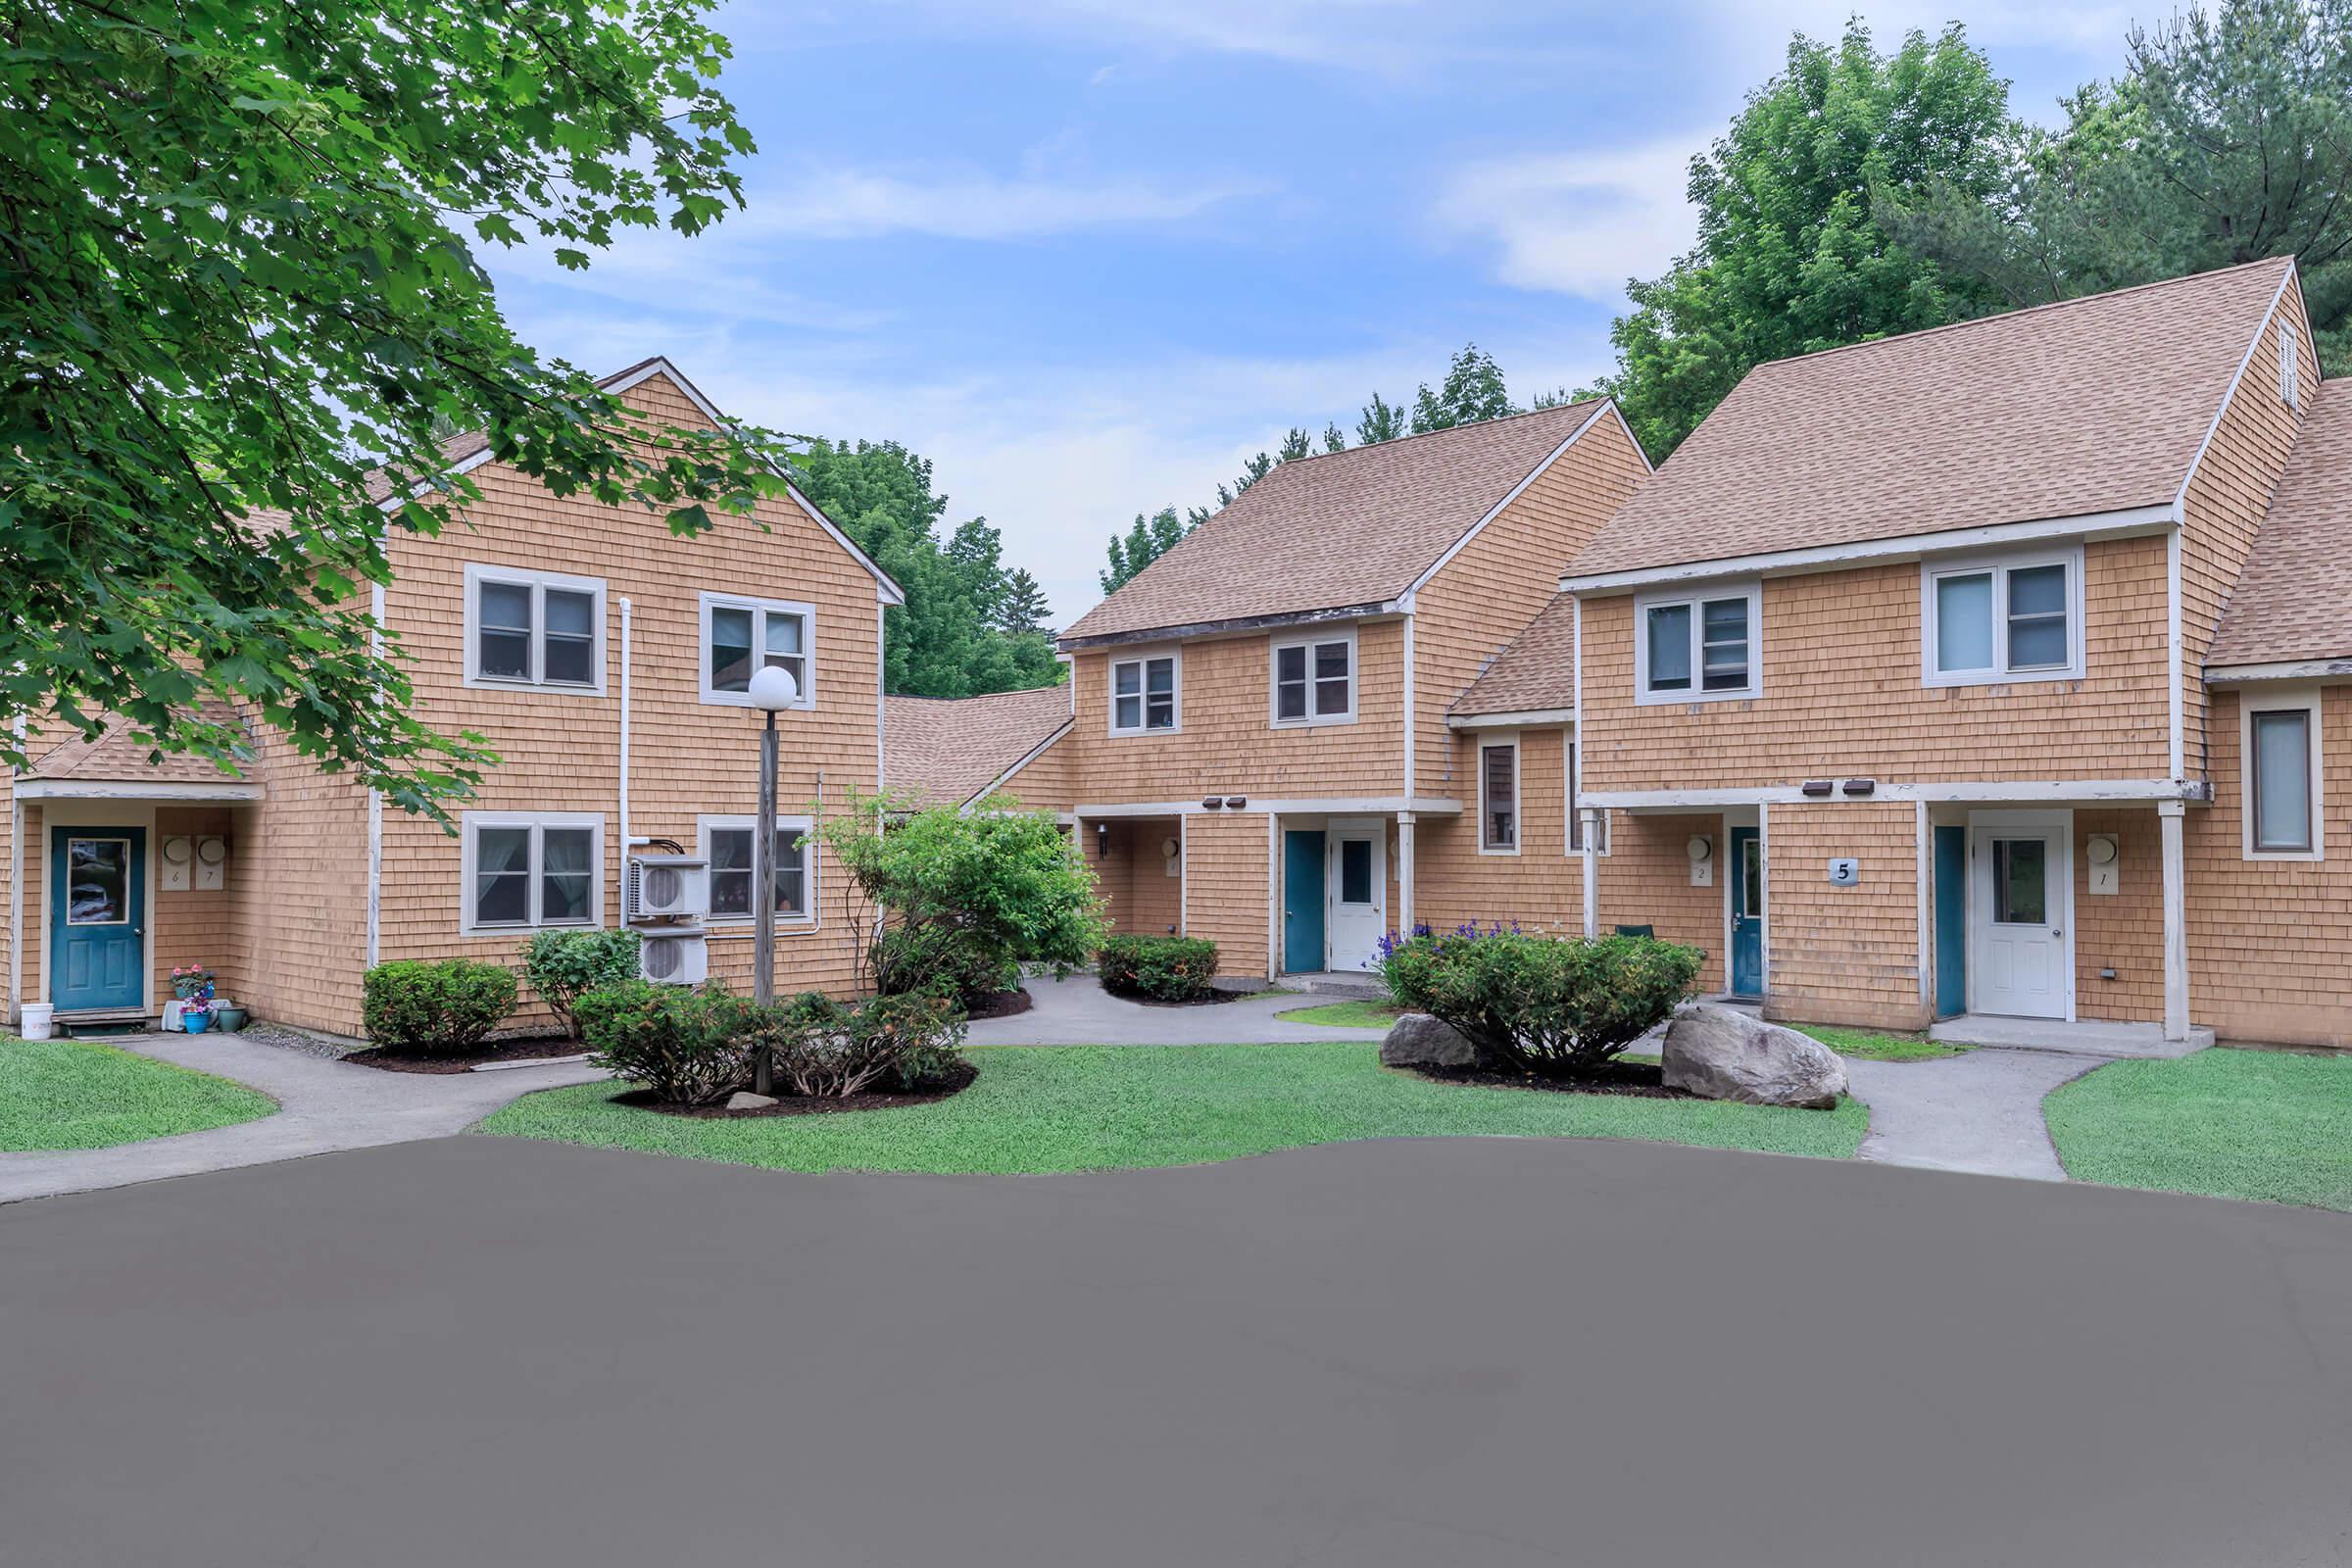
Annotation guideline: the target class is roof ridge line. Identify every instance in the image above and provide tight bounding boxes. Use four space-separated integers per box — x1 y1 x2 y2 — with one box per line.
1265 396 1605 473
1751 257 2296 376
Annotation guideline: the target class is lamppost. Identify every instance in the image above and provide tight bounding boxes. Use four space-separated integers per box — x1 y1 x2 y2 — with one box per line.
746 663 800 1095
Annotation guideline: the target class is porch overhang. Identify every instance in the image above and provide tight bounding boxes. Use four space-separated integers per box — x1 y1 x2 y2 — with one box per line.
1447 708 1574 731
1586 778 2212 811
13 778 264 803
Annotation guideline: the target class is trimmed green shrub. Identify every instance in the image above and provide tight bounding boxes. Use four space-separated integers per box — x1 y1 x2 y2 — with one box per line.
575 981 756 1105
362 959 518 1057
520 928 644 1039
748 990 968 1098
870 920 1020 1007
1381 929 1702 1077
1098 934 1220 1003
819 792 1107 999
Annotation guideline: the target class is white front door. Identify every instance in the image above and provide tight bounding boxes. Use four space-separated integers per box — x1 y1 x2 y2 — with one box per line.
1968 814 2071 1020
1325 827 1386 972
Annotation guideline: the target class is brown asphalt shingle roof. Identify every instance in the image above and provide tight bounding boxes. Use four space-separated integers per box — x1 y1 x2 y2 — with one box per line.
1568 259 2296 578
1062 400 1609 643
24 703 254 787
884 686 1072 808
1452 592 1579 716
2211 378 2352 667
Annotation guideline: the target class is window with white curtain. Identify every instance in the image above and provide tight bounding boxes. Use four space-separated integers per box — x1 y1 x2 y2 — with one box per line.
463 813 602 932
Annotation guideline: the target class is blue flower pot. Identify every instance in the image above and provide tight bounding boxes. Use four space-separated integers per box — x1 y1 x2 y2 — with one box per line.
183 1012 212 1034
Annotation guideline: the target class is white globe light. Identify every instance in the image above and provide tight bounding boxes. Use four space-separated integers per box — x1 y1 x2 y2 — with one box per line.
747 664 801 711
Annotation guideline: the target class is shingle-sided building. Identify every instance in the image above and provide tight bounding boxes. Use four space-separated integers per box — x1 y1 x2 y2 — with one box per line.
2 360 905 1037
1539 257 2351 1047
1030 398 1652 980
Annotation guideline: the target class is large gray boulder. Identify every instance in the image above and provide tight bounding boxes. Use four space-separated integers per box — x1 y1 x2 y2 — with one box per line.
1381 1012 1478 1070
1661 1004 1847 1109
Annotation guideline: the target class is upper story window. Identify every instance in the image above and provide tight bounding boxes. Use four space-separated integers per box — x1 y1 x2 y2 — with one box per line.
1270 630 1355 726
2280 322 2301 408
2242 689 2323 861
1109 653 1179 735
1635 582 1760 704
701 593 813 709
464 564 606 693
699 815 814 922
463 812 602 934
1921 547 2084 687
1480 738 1519 854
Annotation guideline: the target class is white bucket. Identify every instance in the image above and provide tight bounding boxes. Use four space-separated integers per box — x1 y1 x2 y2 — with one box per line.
20 1003 55 1042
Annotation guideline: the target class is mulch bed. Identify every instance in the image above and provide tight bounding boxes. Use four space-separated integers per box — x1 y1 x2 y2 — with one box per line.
1410 1057 1695 1102
627 1058 979 1119
344 1036 585 1075
964 988 1034 1020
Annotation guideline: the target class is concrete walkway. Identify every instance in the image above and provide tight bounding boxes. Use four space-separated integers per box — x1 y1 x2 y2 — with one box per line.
0 1032 608 1205
967 972 1389 1046
1844 1048 2107 1182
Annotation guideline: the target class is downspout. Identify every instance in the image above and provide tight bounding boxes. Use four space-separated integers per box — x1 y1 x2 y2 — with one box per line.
7 711 23 1025
620 597 643 854
366 582 385 969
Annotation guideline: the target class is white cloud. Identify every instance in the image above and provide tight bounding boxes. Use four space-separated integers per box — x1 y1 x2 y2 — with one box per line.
1431 136 1704 303
774 165 1275 241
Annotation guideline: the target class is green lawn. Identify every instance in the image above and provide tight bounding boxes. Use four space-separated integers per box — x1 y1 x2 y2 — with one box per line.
482 1041 1868 1174
1273 1000 1401 1029
2044 1047 2352 1211
0 1036 275 1152
1796 1025 1972 1062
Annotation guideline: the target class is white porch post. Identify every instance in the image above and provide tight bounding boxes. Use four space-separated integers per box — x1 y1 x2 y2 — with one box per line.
1580 809 1600 937
2159 800 2189 1042
1396 811 1416 936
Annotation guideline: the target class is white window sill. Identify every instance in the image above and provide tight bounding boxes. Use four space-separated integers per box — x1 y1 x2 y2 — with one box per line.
2242 848 2324 863
1634 688 1758 707
1108 726 1182 739
1270 714 1358 730
1923 667 2082 690
463 674 605 696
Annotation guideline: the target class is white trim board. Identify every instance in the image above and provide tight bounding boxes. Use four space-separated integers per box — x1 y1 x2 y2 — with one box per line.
1589 778 2210 808
1560 504 2179 595
961 720 1074 810
2207 659 2352 685
1072 796 1464 818
1449 708 1575 730
12 780 264 803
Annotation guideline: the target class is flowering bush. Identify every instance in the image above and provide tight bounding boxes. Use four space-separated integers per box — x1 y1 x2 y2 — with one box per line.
1379 927 1702 1078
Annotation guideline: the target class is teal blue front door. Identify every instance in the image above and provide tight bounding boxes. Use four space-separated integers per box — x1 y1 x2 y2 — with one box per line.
1728 826 1763 998
1282 830 1327 973
50 826 146 1012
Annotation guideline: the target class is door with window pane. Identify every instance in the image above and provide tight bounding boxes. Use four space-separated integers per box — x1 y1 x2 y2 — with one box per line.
1968 816 2069 1019
1324 829 1386 972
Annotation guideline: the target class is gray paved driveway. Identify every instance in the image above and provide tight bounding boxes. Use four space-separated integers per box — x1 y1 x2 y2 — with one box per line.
5 1136 2349 1567
968 971 1388 1044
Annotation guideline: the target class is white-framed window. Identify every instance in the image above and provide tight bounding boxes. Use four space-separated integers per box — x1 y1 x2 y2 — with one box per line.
1269 629 1356 727
1479 737 1520 854
697 814 816 924
1920 546 2085 687
2241 688 2323 861
463 564 606 693
1108 651 1180 735
1565 741 1610 855
1634 581 1760 703
700 592 814 709
462 812 603 934
2281 321 2301 408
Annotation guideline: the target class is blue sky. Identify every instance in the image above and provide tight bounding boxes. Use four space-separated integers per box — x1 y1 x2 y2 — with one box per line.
485 1 2139 626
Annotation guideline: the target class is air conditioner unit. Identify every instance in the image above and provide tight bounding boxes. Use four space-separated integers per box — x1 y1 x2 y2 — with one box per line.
625 856 710 923
637 927 709 986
